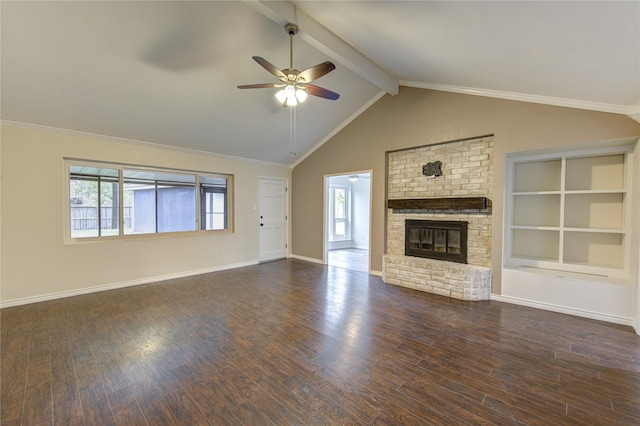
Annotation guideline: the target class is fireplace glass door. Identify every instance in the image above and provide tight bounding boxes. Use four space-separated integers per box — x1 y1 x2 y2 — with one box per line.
405 220 468 264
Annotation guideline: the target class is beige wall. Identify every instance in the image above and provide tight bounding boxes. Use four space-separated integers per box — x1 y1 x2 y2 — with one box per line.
291 87 640 293
0 125 290 304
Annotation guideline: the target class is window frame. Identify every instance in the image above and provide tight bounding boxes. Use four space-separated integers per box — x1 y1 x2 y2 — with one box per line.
200 184 228 231
64 159 234 243
69 172 121 238
329 184 351 241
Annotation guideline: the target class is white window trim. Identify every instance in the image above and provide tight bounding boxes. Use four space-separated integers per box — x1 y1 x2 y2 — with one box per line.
63 158 234 244
329 184 351 242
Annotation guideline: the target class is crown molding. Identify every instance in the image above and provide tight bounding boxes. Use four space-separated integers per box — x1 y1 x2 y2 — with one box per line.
629 100 640 123
0 120 291 168
401 81 640 120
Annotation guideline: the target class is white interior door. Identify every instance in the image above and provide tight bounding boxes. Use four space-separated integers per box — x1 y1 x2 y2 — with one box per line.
259 178 287 262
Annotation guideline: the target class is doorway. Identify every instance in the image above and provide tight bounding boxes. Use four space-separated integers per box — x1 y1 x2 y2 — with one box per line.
324 172 371 273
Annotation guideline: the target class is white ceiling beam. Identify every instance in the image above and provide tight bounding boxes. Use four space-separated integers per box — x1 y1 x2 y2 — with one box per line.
242 0 399 96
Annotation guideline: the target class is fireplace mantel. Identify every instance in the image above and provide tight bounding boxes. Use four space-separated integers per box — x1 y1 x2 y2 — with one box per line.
387 197 491 212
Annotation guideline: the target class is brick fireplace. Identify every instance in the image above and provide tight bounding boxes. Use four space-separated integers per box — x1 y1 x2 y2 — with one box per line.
383 136 493 301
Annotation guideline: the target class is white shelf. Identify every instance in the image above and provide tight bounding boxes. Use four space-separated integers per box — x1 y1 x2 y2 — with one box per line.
512 191 561 196
563 231 624 268
512 229 559 260
564 227 625 233
564 192 624 229
511 225 560 231
507 148 630 275
564 189 626 194
513 194 560 227
565 154 625 191
511 226 625 234
514 190 626 196
513 159 561 192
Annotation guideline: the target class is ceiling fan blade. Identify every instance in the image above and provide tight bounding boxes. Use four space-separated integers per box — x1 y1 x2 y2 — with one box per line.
302 84 340 100
252 56 286 80
297 61 336 83
237 83 282 89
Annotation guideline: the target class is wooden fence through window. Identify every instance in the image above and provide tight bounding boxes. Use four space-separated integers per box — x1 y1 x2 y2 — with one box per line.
71 206 132 230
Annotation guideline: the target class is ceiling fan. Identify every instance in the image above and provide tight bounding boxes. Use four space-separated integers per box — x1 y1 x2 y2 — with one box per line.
238 23 340 107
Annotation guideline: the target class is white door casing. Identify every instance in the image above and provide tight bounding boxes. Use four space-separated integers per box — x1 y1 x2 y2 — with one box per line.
259 178 287 262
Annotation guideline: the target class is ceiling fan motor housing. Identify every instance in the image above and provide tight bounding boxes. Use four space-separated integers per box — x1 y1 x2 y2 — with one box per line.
284 23 299 36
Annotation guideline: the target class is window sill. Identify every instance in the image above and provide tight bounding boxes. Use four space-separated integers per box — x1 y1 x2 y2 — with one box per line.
64 228 232 245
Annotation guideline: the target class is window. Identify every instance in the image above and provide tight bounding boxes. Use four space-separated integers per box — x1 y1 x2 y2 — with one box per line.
70 166 120 238
123 170 196 235
200 176 228 230
329 185 350 241
505 146 632 277
67 161 233 240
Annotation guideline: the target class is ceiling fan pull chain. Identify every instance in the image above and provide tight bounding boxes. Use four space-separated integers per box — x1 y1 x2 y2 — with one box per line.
290 106 297 156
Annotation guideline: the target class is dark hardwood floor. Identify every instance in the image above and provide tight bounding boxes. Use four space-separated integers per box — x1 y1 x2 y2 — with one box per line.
327 248 369 273
2 259 640 425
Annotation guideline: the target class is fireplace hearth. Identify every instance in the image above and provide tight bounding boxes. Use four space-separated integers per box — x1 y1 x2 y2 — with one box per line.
405 220 468 264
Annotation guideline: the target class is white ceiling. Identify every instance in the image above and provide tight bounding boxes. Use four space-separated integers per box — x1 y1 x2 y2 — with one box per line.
2 1 639 166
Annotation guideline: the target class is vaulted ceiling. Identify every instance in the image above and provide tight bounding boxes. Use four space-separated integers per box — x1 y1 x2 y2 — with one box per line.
2 1 639 165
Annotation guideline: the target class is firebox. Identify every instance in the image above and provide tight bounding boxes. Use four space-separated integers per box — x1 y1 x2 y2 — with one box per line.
405 220 468 264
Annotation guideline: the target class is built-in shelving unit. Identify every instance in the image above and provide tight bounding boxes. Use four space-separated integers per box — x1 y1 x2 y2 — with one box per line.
506 149 631 277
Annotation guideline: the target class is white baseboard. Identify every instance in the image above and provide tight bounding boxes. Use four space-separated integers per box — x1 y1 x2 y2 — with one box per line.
370 270 383 277
491 293 634 327
0 260 258 309
289 254 325 265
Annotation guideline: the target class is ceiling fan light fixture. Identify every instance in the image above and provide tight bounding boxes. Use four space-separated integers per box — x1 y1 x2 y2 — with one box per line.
284 84 296 97
295 88 308 103
285 94 298 107
283 84 298 106
276 84 306 106
349 175 359 182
